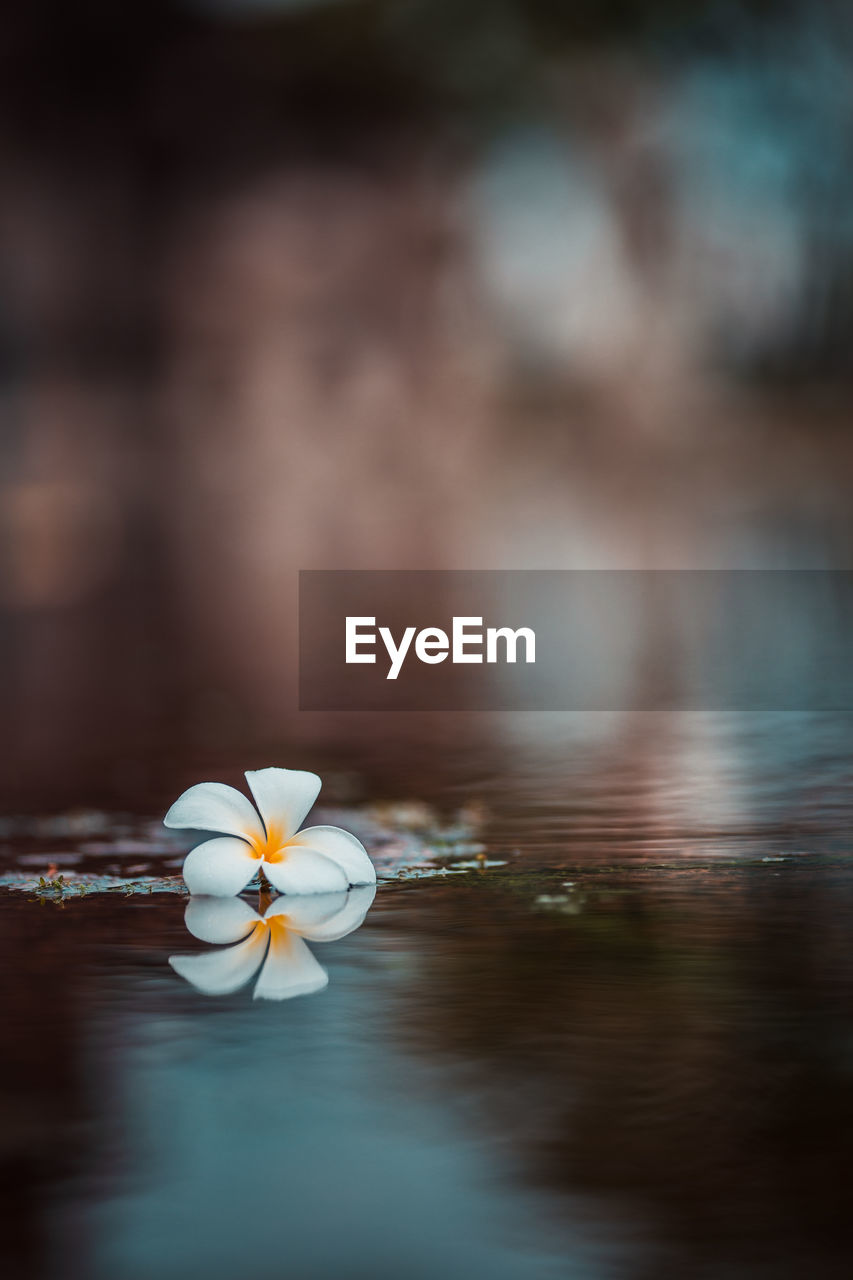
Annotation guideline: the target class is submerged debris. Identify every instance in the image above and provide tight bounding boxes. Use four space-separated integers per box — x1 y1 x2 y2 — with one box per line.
0 872 185 898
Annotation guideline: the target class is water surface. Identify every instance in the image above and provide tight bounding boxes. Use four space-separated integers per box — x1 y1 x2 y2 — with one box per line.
3 854 853 1280
3 717 853 1279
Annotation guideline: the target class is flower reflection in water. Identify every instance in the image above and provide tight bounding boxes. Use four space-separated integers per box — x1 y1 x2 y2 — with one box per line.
169 885 375 1001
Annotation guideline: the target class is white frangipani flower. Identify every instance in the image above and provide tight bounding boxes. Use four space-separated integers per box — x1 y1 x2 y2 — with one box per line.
169 886 375 1000
164 767 376 896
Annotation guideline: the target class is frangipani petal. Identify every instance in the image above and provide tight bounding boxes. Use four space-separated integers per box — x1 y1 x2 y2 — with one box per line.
164 781 265 845
184 895 260 944
182 837 259 897
264 891 349 931
294 883 377 942
245 767 322 847
287 825 376 886
252 927 329 1001
169 927 269 996
263 847 348 895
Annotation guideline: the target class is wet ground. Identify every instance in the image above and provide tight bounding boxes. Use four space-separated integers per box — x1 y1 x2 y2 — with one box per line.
2 715 853 1280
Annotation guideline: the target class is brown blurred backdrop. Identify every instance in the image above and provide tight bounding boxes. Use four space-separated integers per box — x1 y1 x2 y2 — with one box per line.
1 0 852 811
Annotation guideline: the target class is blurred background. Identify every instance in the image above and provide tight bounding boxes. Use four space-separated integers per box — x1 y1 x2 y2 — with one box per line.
1 0 852 814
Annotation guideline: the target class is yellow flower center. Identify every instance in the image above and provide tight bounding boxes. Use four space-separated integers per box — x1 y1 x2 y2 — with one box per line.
256 914 289 935
248 824 289 863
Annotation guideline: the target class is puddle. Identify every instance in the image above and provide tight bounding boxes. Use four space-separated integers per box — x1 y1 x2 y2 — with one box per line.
3 855 853 1279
